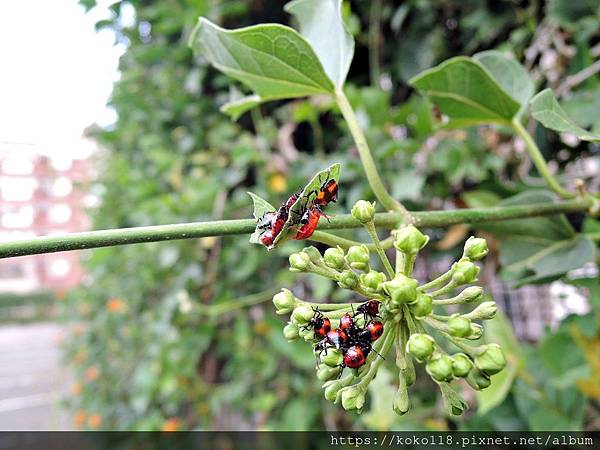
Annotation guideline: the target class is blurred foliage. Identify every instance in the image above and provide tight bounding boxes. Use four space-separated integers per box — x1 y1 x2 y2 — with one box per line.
62 0 600 431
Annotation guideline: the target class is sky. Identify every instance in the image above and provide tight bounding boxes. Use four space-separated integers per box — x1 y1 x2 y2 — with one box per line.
0 0 125 159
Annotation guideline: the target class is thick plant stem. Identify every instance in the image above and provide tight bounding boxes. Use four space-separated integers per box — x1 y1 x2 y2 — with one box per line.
335 89 412 219
364 222 395 278
0 198 591 259
511 118 575 199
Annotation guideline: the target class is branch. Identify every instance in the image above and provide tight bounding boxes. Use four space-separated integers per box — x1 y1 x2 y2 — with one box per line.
0 198 591 259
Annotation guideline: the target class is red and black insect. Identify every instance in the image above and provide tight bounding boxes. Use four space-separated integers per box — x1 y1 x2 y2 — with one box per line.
344 345 367 368
339 313 355 331
301 308 331 338
294 206 322 240
307 171 339 211
359 320 384 342
355 300 381 322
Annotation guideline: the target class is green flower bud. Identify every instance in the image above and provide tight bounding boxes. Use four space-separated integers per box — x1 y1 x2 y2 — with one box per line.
317 365 340 381
393 386 410 416
466 323 484 340
321 349 343 367
302 246 322 264
447 314 472 338
451 353 474 377
283 322 299 341
323 247 346 270
360 271 387 292
457 286 484 303
346 245 370 271
393 225 429 255
475 344 506 375
463 236 489 261
291 305 314 326
351 200 376 224
323 377 353 402
465 301 497 321
338 270 359 289
340 385 366 411
273 289 295 314
426 353 454 382
466 368 491 390
383 274 418 306
409 292 433 317
452 259 480 285
300 328 315 341
406 333 435 361
289 252 311 272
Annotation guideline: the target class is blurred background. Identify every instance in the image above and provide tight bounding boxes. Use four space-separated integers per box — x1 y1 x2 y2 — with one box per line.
0 0 598 431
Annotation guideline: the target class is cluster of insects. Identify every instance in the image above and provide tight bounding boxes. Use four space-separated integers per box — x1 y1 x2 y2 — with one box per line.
305 300 384 374
257 172 339 247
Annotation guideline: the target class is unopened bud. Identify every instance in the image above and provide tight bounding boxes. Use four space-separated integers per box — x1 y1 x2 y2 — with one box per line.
338 270 359 289
321 349 343 367
317 365 340 381
291 305 314 326
475 344 506 375
466 323 484 340
426 353 454 382
463 236 488 261
351 200 376 224
393 386 410 416
394 225 429 255
451 353 473 377
346 245 370 271
448 314 472 338
457 286 484 303
383 274 418 306
452 259 480 285
283 322 299 341
340 385 366 411
289 252 311 272
465 301 497 321
409 293 433 317
302 246 322 264
466 368 491 390
273 289 295 314
360 271 386 292
406 333 435 361
324 247 346 270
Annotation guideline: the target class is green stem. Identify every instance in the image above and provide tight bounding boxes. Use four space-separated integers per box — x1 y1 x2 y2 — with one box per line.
402 254 416 277
335 89 412 219
511 118 575 199
357 324 396 387
310 231 393 251
418 270 453 292
428 281 458 299
364 222 395 278
195 288 277 317
0 198 591 259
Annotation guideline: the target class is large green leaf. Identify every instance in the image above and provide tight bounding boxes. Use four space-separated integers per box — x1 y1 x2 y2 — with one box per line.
409 56 521 127
475 190 596 285
530 89 600 142
285 0 354 88
474 51 534 117
189 18 334 118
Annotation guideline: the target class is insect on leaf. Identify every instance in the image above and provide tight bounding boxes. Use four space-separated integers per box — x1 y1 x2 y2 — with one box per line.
248 192 276 245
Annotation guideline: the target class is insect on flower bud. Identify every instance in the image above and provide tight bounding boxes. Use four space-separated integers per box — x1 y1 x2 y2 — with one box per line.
465 301 497 321
409 292 433 317
383 274 418 306
283 322 300 341
393 225 429 255
323 247 346 270
317 365 340 381
351 200 376 224
463 236 489 261
302 246 322 264
457 286 484 303
393 386 410 416
452 259 480 285
475 344 506 375
340 385 366 411
338 270 359 290
466 368 491 390
447 314 472 338
406 333 435 361
346 245 370 271
451 353 473 377
426 353 454 382
291 305 314 326
360 271 387 292
289 252 311 272
273 289 295 314
321 349 343 367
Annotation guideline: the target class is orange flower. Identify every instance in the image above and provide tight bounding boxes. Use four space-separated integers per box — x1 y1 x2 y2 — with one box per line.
88 414 102 428
71 382 82 396
84 366 100 382
162 417 180 432
74 411 87 427
106 298 126 312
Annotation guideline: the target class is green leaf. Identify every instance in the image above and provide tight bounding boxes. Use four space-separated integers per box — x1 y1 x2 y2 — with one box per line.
220 95 262 121
476 310 522 415
473 50 534 117
285 0 354 88
409 56 521 127
247 192 275 245
437 381 469 416
189 18 335 119
530 89 600 142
